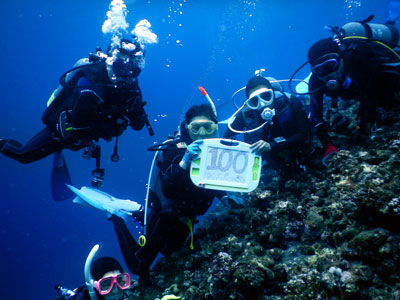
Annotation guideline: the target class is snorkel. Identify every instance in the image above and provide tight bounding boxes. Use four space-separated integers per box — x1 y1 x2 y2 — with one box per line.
85 244 101 300
198 86 218 118
197 86 219 138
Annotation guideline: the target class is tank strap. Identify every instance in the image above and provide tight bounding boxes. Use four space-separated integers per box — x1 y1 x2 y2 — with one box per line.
360 22 373 39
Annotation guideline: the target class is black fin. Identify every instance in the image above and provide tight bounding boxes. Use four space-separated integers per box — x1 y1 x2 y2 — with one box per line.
51 152 73 201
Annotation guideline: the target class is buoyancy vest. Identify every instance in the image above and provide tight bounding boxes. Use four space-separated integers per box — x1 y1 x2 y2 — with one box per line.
42 60 108 132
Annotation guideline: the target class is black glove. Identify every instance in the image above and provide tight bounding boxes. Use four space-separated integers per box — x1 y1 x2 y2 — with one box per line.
129 99 146 131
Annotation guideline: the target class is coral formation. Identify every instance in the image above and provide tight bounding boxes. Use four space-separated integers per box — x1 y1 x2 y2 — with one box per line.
133 103 400 300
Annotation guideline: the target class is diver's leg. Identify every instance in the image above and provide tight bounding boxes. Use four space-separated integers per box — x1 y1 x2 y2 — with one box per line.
51 151 73 201
160 218 190 256
0 127 61 164
135 212 189 286
111 211 165 286
115 210 182 282
132 210 168 272
110 216 142 274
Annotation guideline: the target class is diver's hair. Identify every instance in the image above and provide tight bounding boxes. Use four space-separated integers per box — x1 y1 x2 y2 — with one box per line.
245 76 273 98
185 104 218 124
91 257 123 280
308 38 340 67
265 77 284 92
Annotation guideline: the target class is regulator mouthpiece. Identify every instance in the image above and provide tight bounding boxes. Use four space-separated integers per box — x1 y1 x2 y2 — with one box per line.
326 79 339 91
261 108 275 122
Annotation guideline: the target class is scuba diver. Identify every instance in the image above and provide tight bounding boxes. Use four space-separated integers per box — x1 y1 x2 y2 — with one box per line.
55 255 133 300
109 104 241 286
224 74 310 180
0 36 154 198
303 16 400 164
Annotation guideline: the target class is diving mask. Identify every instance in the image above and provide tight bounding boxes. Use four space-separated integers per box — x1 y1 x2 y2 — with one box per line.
95 273 131 295
311 58 339 79
246 88 274 110
188 120 217 136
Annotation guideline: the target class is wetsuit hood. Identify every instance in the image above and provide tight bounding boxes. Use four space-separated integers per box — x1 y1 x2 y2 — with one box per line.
308 38 341 68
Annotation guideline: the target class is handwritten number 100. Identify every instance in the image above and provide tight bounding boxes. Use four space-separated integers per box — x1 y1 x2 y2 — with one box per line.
206 148 248 174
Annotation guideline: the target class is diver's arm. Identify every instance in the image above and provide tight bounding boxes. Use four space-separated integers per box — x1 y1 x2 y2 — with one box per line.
126 84 146 131
127 97 146 131
160 148 191 198
308 76 334 146
271 101 308 152
309 75 325 125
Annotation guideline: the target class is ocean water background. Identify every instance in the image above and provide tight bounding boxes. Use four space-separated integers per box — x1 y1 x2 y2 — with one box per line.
0 1 389 299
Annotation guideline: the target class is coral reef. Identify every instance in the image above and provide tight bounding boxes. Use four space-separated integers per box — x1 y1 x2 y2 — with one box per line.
135 103 400 300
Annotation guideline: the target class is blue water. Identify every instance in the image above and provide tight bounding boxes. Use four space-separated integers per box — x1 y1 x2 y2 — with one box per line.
0 1 387 299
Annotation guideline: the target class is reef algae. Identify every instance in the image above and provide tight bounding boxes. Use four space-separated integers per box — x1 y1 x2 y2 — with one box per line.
134 105 400 300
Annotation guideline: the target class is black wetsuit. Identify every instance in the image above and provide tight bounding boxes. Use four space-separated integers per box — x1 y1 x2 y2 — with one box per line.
224 95 309 175
309 38 400 144
112 134 224 280
0 60 146 164
60 286 131 300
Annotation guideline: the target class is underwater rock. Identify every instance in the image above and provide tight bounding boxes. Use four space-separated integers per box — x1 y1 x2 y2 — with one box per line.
137 106 400 300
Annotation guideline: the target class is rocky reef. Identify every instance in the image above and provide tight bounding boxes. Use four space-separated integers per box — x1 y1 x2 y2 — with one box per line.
132 103 400 300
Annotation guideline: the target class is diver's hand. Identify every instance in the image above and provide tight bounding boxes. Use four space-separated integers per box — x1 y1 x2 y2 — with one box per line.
179 140 203 170
250 140 271 155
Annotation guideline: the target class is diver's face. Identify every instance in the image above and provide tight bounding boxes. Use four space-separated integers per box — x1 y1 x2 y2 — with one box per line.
100 271 126 300
246 86 274 111
312 54 344 83
315 60 344 92
188 116 218 141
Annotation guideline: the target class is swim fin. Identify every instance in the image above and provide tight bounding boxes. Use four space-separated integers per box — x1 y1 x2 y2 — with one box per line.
51 151 73 201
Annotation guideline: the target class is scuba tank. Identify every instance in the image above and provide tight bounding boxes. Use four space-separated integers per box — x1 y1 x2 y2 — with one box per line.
339 20 399 47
